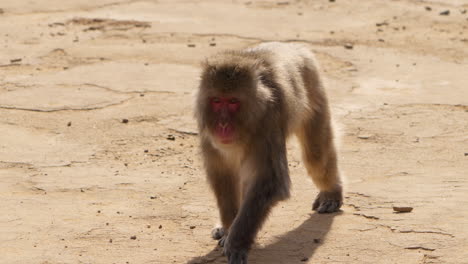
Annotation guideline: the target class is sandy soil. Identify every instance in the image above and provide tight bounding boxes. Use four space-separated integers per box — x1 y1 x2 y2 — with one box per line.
1 0 467 263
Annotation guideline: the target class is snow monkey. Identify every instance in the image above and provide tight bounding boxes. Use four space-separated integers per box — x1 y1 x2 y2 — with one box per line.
195 42 343 264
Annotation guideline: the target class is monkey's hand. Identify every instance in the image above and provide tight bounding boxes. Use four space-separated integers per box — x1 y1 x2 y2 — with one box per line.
223 235 248 264
313 185 343 213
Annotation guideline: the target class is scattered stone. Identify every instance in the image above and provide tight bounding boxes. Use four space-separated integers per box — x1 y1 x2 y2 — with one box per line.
357 134 373 139
461 9 467 14
344 43 354 49
187 44 196 48
167 134 175 141
122 119 129 124
329 0 335 2
301 257 309 262
109 239 113 243
159 225 163 229
190 225 196 229
376 21 388 27
464 152 468 156
130 235 137 240
150 196 157 199
10 58 22 63
439 10 450 16
0 8 4 14
378 39 385 42
97 210 101 213
313 238 321 243
393 206 413 213
277 1 289 5
67 121 72 127
147 225 151 228
144 149 149 153
209 43 216 47
425 6 432 11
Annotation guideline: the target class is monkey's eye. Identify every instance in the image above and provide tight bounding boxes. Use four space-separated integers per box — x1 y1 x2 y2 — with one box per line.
210 97 223 112
228 98 240 112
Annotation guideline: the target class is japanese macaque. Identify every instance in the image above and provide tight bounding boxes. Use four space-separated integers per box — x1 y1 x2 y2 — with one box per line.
195 42 342 264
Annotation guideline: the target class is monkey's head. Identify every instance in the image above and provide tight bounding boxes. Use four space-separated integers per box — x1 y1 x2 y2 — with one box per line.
196 52 270 146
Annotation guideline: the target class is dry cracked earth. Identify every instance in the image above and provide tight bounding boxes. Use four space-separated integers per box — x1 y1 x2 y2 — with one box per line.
0 0 467 263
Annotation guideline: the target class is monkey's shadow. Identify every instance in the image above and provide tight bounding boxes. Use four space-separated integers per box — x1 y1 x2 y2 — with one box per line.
188 211 341 264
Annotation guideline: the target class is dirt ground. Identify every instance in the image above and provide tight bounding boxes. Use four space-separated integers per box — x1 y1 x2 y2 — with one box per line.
1 0 467 263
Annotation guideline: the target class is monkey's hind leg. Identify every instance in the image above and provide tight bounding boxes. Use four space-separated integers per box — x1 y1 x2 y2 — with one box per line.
297 112 343 213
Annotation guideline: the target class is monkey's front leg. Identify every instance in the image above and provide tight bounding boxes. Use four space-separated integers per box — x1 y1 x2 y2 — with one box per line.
223 162 288 263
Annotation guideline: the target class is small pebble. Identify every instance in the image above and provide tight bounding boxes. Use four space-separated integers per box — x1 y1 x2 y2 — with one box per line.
439 10 450 16
344 43 353 49
393 206 413 213
187 44 196 48
130 235 137 240
122 119 129 124
357 134 372 139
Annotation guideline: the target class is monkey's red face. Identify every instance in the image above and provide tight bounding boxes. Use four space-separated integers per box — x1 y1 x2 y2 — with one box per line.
210 96 241 144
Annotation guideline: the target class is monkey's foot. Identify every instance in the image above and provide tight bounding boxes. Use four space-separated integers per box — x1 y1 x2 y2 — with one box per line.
313 187 343 213
218 235 227 247
211 226 225 240
223 239 248 264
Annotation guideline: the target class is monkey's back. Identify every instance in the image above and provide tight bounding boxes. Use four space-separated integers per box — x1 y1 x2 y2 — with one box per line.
247 42 325 136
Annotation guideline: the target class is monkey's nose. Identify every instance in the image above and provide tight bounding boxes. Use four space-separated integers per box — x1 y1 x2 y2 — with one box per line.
219 122 228 129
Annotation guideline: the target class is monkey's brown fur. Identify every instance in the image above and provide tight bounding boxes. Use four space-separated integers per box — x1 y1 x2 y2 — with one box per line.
195 42 342 264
